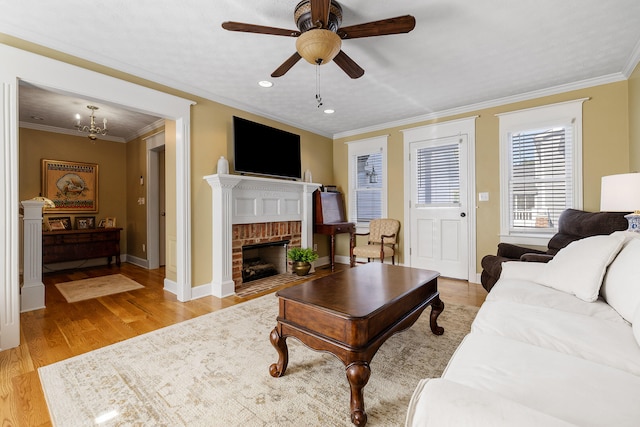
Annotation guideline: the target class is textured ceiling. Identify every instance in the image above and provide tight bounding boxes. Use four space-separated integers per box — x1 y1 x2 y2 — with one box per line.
3 0 640 139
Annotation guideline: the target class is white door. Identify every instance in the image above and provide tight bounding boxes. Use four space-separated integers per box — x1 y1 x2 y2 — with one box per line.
409 135 469 279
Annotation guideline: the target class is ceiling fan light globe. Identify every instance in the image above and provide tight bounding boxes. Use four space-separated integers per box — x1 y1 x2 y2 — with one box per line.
296 29 342 65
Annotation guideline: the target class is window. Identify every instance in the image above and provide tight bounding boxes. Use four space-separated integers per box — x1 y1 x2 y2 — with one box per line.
415 142 460 207
498 99 585 245
347 136 388 228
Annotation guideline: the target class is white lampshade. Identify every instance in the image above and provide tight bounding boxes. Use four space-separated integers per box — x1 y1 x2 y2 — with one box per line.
600 173 640 212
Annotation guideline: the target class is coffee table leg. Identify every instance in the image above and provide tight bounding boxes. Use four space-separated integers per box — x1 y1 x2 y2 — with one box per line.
269 327 289 377
346 362 371 426
430 297 445 335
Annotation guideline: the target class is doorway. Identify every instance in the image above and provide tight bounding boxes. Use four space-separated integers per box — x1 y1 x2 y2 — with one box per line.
402 117 477 281
146 132 166 269
0 44 194 351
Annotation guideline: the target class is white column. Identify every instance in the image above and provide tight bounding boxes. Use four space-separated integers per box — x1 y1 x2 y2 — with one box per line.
206 174 241 298
21 200 45 312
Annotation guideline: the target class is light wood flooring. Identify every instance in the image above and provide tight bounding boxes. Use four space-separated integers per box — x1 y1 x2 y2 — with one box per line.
0 262 486 426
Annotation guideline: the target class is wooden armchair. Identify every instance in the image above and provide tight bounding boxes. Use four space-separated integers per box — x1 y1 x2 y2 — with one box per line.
352 218 400 264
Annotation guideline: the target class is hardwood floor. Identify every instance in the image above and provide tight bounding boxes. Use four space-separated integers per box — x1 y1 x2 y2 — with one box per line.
0 262 486 426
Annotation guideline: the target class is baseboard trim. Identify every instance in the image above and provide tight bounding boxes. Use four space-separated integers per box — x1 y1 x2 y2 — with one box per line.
126 254 149 269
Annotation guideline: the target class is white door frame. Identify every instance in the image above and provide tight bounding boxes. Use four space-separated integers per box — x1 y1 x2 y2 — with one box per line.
0 44 194 351
402 116 477 281
146 132 165 270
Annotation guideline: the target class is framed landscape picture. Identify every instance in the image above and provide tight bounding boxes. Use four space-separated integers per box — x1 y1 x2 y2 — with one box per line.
41 159 98 212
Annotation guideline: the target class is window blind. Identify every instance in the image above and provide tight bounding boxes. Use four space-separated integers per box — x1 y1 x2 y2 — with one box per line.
354 152 383 223
509 127 572 232
416 143 460 206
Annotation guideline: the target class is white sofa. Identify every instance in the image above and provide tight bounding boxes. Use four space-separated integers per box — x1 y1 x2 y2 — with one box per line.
406 231 640 426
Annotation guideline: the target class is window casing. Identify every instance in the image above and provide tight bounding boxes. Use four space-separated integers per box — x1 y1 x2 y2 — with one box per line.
347 136 388 229
498 99 585 246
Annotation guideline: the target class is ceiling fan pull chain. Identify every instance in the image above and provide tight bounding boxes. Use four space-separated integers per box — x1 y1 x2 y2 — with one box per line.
315 62 323 108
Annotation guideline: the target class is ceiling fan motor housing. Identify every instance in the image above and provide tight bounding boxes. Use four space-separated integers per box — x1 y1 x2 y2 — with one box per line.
294 0 343 33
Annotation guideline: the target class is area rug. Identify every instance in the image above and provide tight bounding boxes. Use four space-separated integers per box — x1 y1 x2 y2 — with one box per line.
38 293 478 426
55 274 144 303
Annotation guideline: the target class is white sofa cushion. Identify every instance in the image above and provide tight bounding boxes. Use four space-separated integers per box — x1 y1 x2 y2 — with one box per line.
634 305 640 347
537 233 625 302
601 237 640 322
405 378 576 427
442 333 640 427
471 299 640 375
488 277 627 324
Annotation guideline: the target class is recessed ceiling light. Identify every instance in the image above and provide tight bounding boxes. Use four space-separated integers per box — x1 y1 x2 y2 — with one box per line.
323 109 335 114
258 80 273 88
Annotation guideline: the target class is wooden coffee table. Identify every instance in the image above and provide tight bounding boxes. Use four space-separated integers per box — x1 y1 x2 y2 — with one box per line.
269 263 444 426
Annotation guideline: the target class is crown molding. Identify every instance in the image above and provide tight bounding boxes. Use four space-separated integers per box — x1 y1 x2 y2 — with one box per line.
332 73 627 140
622 37 640 78
19 121 126 143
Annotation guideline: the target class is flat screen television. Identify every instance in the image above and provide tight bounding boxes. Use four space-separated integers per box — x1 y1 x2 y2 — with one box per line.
232 116 302 180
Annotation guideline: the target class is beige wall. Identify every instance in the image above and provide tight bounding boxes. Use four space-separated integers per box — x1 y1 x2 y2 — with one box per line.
629 62 640 171
4 36 334 288
6 33 637 286
19 128 129 254
189 104 334 286
125 127 165 261
335 81 631 271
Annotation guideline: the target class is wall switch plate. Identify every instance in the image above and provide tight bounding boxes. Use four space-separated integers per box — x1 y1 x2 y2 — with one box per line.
478 192 489 202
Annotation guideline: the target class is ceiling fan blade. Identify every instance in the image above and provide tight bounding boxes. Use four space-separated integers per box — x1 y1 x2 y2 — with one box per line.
333 50 364 79
271 52 303 77
310 0 331 28
337 15 416 39
222 21 300 37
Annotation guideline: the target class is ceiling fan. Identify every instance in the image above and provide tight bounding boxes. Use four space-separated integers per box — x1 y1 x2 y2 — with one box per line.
222 0 416 79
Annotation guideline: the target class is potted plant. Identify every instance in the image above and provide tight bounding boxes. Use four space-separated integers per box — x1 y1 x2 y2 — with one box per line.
287 247 319 276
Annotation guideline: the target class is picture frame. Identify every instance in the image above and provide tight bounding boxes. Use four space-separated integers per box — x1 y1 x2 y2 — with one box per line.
48 220 67 231
47 216 72 230
75 216 95 230
41 159 98 212
104 217 116 228
97 218 106 228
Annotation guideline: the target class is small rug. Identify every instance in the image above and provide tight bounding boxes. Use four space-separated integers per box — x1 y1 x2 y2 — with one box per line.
39 293 478 426
55 274 144 303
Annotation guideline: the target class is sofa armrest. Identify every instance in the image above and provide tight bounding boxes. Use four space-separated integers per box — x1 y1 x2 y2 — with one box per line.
406 378 576 427
520 253 554 263
497 242 547 258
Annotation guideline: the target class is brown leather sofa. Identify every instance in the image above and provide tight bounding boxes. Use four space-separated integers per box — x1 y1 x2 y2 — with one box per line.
480 209 629 292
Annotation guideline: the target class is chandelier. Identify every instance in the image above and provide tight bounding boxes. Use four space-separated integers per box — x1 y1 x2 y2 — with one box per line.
75 105 108 140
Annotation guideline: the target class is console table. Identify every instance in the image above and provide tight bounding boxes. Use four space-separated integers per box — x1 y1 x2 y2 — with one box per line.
42 228 122 266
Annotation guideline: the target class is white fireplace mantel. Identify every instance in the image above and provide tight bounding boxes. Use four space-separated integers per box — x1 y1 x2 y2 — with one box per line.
204 174 321 297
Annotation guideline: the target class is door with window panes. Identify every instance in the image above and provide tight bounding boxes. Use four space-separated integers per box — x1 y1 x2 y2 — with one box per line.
409 135 469 279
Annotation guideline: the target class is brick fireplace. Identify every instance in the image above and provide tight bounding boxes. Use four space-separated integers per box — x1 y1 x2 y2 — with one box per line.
205 174 320 297
233 221 301 286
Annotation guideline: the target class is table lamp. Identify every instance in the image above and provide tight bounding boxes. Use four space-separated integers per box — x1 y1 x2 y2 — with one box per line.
600 173 640 232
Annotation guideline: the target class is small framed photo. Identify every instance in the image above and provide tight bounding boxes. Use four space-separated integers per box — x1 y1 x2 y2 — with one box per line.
75 216 95 229
47 216 72 230
48 219 67 231
105 217 116 228
97 218 106 228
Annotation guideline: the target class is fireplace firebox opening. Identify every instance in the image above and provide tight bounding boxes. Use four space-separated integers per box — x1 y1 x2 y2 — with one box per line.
241 240 289 283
